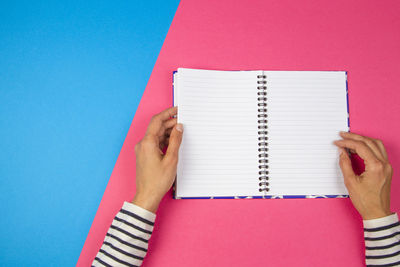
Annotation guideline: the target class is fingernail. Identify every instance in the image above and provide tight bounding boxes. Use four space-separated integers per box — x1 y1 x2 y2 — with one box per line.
176 123 183 132
339 148 345 156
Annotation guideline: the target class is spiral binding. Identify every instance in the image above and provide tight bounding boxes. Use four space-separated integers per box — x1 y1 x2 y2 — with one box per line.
257 73 269 193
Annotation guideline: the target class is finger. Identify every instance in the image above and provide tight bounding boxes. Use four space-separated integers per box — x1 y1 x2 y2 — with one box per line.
164 117 177 130
154 106 177 122
146 117 163 137
339 132 385 161
338 148 356 188
146 107 177 136
164 124 183 163
333 139 378 165
374 139 388 161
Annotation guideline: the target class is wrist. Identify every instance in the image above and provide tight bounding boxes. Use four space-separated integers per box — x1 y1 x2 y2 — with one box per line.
361 209 392 220
131 191 162 213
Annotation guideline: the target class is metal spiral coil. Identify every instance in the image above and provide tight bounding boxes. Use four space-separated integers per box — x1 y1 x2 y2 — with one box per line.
257 74 269 193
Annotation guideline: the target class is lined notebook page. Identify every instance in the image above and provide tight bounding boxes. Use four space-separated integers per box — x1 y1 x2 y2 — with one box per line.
175 68 262 197
265 71 349 196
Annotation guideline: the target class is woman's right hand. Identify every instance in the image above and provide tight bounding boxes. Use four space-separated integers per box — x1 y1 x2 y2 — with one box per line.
334 132 393 220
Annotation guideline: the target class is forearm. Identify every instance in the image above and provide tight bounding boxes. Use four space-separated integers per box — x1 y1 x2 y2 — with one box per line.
364 213 400 266
92 202 156 267
91 108 181 266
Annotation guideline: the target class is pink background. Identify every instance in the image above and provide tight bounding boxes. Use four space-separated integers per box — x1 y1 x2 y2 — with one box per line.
78 0 400 266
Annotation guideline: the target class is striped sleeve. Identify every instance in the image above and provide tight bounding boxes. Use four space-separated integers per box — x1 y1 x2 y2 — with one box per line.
92 202 156 267
364 213 400 267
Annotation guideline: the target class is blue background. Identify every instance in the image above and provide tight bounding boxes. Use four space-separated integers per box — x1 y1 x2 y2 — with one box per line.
0 1 179 265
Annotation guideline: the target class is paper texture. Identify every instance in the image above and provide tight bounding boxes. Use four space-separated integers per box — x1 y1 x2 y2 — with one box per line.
174 68 348 198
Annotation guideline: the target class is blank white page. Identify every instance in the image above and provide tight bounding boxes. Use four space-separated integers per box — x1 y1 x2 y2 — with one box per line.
174 68 262 197
265 71 349 196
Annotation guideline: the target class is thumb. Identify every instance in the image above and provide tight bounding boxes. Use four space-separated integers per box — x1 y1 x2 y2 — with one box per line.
338 148 356 188
165 123 183 162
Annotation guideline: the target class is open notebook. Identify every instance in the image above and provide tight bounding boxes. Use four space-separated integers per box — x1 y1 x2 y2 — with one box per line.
173 68 349 199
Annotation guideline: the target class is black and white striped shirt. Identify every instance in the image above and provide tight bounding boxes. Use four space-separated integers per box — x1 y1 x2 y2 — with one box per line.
364 213 400 266
92 202 155 267
92 202 400 266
